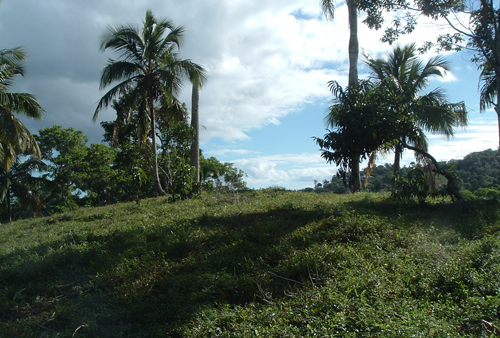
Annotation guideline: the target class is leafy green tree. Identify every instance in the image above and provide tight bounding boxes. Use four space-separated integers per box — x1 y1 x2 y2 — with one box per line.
74 143 120 206
37 124 158 210
319 0 414 190
157 101 197 200
316 80 398 191
101 97 195 202
364 43 468 177
36 126 89 212
316 76 464 198
101 106 156 203
200 156 247 191
0 47 45 172
94 10 206 195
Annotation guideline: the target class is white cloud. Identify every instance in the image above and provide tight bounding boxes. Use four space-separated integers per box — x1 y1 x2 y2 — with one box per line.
1 0 467 145
231 153 335 189
0 0 490 190
207 149 262 157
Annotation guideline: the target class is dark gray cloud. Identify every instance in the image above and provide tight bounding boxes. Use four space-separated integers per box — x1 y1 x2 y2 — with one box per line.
2 0 478 189
0 0 339 144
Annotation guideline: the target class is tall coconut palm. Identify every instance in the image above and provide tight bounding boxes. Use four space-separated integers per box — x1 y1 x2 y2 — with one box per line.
187 55 207 183
320 0 361 191
94 10 206 195
0 47 45 172
190 84 201 182
364 43 468 176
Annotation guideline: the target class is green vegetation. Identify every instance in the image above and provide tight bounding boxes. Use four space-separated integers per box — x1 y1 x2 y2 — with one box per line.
94 10 207 196
316 44 467 195
1 4 500 335
0 124 246 222
0 47 45 173
0 47 45 222
310 149 500 200
1 190 500 336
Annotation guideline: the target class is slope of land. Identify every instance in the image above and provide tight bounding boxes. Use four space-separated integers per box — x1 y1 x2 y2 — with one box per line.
1 190 500 337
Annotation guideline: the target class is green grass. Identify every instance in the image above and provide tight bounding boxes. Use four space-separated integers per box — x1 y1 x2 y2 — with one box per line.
1 190 500 337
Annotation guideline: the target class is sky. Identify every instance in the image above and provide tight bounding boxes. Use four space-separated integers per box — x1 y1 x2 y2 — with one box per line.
0 0 497 190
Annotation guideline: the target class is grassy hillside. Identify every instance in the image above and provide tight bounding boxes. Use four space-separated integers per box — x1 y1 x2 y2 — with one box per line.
1 190 500 337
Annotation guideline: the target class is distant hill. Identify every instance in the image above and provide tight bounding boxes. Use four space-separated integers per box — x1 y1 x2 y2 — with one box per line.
449 149 500 192
307 149 500 194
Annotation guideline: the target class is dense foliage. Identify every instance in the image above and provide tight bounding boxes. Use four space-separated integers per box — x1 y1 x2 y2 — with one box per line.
308 149 500 199
1 191 500 336
0 124 246 222
317 44 467 195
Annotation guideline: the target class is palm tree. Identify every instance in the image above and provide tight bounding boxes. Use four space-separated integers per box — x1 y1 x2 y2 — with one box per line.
364 43 468 177
320 0 360 191
0 47 45 172
94 10 206 196
0 155 46 222
190 84 201 182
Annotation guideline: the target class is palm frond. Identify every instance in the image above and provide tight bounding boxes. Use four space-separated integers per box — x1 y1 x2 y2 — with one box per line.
479 63 497 111
99 60 142 90
94 78 137 121
100 25 144 63
0 109 41 168
320 0 335 20
0 92 45 119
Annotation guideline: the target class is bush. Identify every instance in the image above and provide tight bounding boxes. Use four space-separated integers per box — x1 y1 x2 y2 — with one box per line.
460 189 478 201
475 188 500 201
391 168 430 204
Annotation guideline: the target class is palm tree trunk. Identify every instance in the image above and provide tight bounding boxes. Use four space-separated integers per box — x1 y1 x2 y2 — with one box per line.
6 185 12 223
496 78 500 150
393 143 402 177
347 0 359 89
350 158 361 192
150 102 166 196
347 0 361 192
190 85 200 182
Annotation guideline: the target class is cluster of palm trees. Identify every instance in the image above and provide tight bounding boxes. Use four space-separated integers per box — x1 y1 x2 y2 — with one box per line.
318 43 468 193
93 10 207 196
319 0 470 194
0 10 207 221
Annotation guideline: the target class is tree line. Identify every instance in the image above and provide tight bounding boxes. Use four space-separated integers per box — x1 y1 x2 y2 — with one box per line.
0 123 246 223
308 149 500 200
0 10 246 223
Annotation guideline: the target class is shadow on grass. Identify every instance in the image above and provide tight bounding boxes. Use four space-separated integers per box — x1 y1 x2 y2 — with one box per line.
2 194 499 337
343 195 500 239
0 204 330 337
